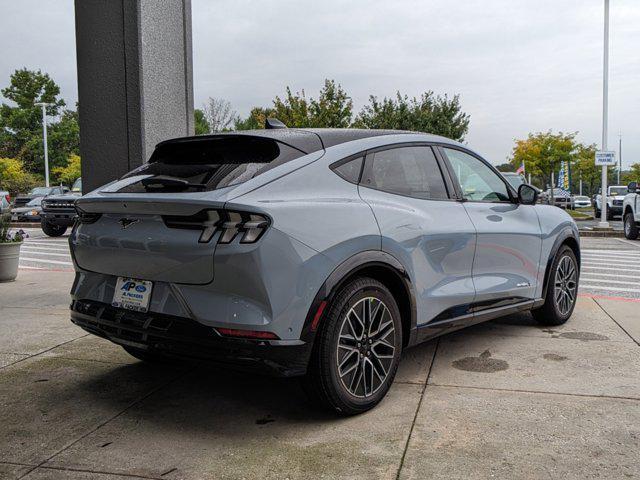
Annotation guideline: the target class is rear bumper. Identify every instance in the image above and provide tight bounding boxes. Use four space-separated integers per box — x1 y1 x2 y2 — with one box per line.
70 299 313 377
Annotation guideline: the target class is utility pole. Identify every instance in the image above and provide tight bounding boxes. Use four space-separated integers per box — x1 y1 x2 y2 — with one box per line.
34 102 51 187
598 0 610 228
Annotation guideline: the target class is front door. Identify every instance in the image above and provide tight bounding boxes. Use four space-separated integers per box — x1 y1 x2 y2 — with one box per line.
439 146 542 304
358 145 477 326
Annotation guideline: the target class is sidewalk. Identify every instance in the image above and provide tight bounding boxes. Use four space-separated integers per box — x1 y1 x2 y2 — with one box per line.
1 271 638 479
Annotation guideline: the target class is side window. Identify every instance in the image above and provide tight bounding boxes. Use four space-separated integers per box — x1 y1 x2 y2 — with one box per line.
367 146 448 200
332 156 363 184
442 148 511 202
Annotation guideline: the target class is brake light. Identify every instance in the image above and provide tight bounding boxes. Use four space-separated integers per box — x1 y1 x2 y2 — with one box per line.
216 328 279 340
163 209 270 244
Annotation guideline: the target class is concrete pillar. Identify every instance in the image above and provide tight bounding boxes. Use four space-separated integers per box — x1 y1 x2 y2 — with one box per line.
74 0 194 191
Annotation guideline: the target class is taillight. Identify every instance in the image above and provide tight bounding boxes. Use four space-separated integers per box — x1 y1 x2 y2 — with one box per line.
163 209 270 244
75 207 102 224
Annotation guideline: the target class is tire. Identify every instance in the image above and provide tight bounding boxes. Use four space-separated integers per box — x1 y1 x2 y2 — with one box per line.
41 220 67 237
303 277 403 415
606 209 613 221
594 208 601 219
624 213 639 240
122 345 170 363
533 245 579 326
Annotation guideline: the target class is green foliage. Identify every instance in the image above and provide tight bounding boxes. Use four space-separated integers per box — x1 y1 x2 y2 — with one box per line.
0 157 41 196
624 163 640 184
496 163 515 172
572 143 600 195
0 211 23 243
352 91 470 141
0 69 70 174
194 109 210 135
52 154 81 186
510 131 578 191
234 107 274 130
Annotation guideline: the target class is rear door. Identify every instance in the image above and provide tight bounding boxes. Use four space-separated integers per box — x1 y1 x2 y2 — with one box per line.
357 144 477 327
439 146 542 303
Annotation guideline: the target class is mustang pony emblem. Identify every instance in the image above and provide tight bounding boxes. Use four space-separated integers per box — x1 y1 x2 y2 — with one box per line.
118 218 139 229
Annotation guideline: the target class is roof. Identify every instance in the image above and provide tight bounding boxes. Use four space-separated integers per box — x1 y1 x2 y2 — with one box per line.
156 128 423 155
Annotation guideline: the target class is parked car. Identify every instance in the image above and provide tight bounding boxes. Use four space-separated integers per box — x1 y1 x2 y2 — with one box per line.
544 188 574 209
623 182 640 240
40 178 82 237
573 195 591 209
14 186 68 208
69 128 580 415
595 185 628 220
11 197 43 222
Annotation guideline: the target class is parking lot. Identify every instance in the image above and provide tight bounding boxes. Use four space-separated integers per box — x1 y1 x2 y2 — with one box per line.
1 235 639 479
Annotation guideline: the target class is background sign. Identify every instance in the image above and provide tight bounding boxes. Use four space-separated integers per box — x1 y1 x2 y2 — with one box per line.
595 150 616 166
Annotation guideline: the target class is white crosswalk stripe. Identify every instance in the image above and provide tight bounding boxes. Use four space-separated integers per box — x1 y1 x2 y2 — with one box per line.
19 234 73 271
578 240 640 299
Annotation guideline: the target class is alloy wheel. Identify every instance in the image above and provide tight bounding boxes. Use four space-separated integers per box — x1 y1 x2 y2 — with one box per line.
335 297 396 398
554 255 577 316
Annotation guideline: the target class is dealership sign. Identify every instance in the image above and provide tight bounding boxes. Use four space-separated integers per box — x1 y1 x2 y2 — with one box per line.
595 150 616 166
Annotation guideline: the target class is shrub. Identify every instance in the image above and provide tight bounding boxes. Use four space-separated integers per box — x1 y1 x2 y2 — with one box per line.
0 158 41 196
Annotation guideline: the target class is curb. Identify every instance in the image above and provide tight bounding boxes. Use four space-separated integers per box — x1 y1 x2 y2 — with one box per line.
579 230 625 238
10 222 41 228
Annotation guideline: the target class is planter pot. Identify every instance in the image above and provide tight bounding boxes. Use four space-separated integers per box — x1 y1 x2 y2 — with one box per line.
0 241 22 282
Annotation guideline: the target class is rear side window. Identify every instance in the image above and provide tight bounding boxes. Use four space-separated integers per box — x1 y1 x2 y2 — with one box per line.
365 146 449 200
110 136 305 193
332 157 363 184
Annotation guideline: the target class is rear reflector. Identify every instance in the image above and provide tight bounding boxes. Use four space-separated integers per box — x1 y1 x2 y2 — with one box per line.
216 328 279 340
310 300 327 331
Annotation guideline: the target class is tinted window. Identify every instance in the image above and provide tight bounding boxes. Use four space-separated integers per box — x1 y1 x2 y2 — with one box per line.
367 146 448 200
443 148 510 202
332 157 363 183
111 136 305 193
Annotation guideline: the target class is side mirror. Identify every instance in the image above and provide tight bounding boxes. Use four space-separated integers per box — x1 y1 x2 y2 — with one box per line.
518 184 538 205
629 182 637 193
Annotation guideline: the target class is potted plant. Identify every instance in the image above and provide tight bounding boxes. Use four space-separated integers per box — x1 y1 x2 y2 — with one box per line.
0 213 25 282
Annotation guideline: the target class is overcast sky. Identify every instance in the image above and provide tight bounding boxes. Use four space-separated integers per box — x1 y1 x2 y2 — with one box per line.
1 0 638 167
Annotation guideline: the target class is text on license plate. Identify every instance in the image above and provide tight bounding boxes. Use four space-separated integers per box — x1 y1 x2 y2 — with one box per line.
112 277 153 312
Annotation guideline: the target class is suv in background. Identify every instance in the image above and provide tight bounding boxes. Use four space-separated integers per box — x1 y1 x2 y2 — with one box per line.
595 185 628 220
40 178 82 237
14 186 68 208
545 188 574 209
623 182 640 240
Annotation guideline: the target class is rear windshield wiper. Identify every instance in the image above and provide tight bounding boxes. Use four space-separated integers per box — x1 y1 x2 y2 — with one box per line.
141 175 207 192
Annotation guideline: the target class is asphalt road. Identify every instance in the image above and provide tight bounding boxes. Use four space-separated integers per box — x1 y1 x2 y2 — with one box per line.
17 227 640 300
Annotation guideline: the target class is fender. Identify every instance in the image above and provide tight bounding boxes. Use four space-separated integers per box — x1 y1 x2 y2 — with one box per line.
299 250 417 346
541 227 581 301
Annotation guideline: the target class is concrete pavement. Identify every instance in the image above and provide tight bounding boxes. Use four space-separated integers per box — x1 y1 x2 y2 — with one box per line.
1 269 639 479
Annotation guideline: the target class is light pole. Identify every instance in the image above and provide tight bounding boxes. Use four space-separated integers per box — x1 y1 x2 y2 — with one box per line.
34 102 52 187
598 0 610 228
618 132 622 185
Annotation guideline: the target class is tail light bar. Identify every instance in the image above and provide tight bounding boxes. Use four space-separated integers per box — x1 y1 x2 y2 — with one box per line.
75 207 102 224
215 327 279 340
162 209 270 244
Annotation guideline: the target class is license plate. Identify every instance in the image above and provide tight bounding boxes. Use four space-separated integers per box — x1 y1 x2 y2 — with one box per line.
11 215 18 221
112 277 153 313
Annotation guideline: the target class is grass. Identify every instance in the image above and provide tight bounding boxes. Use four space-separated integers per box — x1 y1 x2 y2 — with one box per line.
566 208 593 219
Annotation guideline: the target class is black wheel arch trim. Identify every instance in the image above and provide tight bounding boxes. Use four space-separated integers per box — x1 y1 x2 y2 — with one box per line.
300 250 417 346
541 228 581 301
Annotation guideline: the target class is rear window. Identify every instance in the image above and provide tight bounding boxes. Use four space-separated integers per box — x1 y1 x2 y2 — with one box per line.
111 136 305 193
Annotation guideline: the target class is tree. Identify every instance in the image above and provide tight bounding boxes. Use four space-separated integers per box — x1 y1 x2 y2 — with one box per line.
352 91 470 141
572 143 600 195
510 131 577 191
194 109 210 135
623 163 640 184
496 163 515 172
52 154 81 186
308 79 352 128
0 157 41 196
234 107 275 130
203 97 237 132
0 69 67 173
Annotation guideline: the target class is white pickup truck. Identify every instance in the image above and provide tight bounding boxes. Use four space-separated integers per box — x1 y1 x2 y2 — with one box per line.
595 185 628 220
623 182 640 240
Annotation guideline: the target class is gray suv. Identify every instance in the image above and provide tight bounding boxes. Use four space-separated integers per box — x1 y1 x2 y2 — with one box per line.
69 128 580 414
